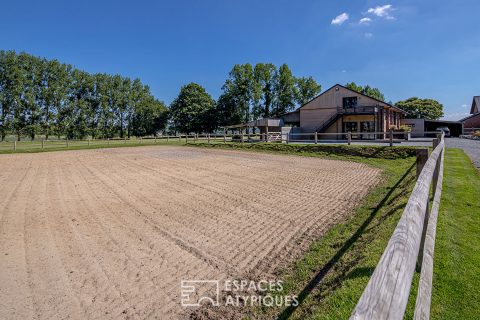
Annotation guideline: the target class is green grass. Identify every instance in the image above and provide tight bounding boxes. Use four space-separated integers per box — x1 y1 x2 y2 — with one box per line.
0 138 185 154
430 148 480 319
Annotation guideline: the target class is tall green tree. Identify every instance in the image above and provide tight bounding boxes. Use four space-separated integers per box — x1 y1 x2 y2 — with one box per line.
395 97 444 120
169 83 215 133
345 82 385 101
132 96 168 136
272 64 297 117
0 51 23 141
253 63 277 118
42 60 69 139
295 76 321 105
215 91 243 127
222 64 255 123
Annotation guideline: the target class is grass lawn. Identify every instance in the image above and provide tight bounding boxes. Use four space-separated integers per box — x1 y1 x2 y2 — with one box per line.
0 138 184 154
430 148 480 319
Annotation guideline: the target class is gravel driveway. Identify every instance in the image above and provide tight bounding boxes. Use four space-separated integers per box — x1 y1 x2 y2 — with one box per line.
446 138 480 169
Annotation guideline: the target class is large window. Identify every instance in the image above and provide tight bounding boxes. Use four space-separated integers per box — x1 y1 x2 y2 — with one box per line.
343 97 358 108
360 121 375 140
344 121 358 132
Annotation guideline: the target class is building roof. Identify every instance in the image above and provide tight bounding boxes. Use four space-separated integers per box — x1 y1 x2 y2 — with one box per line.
298 83 406 113
460 112 480 122
470 96 480 114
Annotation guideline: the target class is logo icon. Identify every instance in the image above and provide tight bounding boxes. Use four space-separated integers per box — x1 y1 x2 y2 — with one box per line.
181 280 220 307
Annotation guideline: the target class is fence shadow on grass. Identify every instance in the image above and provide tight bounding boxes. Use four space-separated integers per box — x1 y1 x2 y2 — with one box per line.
277 161 416 320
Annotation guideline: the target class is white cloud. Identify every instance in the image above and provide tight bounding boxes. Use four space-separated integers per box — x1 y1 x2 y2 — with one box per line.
359 17 371 24
461 104 469 108
341 70 347 73
364 32 373 38
331 13 349 25
367 4 395 19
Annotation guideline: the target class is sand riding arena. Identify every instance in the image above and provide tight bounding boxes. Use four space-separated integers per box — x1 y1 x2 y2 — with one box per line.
0 145 380 319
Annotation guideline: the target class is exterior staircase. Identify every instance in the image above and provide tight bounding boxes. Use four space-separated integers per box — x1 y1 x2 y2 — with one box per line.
315 112 342 133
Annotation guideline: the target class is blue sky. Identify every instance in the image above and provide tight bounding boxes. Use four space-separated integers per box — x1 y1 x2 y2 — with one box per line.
1 0 479 119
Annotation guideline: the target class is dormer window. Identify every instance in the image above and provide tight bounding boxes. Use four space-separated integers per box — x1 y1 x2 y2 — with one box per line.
343 97 358 108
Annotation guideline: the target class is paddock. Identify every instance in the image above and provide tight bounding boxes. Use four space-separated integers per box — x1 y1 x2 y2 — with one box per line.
0 145 380 319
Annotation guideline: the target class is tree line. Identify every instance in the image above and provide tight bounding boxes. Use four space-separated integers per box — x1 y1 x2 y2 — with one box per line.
170 63 321 133
0 50 167 141
1 51 444 139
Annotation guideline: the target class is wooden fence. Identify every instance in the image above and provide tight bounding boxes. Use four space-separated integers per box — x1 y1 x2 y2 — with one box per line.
1 130 441 152
350 133 445 320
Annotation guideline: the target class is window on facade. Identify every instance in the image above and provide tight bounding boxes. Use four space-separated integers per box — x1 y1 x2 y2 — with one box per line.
344 122 358 132
361 121 375 132
343 97 358 108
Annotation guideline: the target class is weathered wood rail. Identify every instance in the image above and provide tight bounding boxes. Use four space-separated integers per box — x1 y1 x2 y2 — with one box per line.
350 133 445 320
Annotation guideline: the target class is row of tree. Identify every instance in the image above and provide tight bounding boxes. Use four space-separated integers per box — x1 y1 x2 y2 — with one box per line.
0 51 167 140
170 63 321 133
0 51 444 138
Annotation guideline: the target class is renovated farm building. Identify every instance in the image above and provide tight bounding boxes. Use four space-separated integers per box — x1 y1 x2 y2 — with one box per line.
286 84 404 139
228 84 406 140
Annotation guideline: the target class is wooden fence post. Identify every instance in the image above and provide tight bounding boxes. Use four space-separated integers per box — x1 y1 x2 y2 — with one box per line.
42 139 44 149
348 131 352 145
286 133 289 144
88 139 90 146
66 139 69 147
314 132 318 144
207 134 210 144
416 149 429 178
389 129 394 147
224 132 227 144
185 135 188 143
13 141 16 151
241 132 244 144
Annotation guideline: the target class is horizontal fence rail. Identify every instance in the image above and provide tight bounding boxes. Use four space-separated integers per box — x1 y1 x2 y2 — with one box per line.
0 130 446 152
350 133 445 320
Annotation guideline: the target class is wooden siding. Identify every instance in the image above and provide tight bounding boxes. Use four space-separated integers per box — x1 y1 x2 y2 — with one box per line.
463 113 480 128
299 85 401 132
301 86 390 110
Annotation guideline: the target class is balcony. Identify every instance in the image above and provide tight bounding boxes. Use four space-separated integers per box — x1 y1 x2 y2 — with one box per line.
337 106 378 114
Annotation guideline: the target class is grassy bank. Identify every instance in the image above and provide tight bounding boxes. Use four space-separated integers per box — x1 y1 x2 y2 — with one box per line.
430 148 480 319
189 142 416 159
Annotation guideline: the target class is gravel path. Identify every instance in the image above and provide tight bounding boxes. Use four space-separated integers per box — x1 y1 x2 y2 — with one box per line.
445 138 480 169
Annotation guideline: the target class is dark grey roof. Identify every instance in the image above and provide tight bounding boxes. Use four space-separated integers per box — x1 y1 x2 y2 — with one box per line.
471 96 480 114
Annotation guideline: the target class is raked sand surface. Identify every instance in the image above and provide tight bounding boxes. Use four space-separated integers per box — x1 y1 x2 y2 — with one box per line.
0 145 380 319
